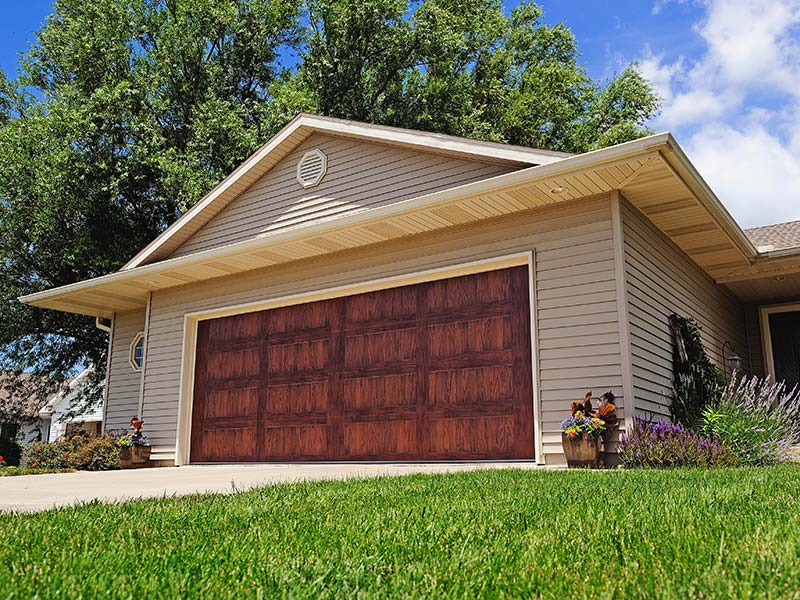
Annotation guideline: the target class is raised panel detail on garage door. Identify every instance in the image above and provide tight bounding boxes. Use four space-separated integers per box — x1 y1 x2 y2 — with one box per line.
190 265 534 462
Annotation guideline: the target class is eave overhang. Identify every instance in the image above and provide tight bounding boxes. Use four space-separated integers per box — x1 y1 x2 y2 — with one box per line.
21 132 770 317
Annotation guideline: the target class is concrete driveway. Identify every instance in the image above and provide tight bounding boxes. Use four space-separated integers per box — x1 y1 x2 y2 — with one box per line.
1 462 547 513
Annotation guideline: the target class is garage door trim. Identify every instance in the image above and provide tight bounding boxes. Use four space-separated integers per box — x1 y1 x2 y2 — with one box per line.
175 251 541 465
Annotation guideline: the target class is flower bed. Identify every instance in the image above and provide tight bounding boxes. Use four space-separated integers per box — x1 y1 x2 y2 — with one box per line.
618 417 738 468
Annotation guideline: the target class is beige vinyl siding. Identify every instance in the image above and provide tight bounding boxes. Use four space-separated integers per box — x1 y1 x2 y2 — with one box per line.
140 195 625 463
621 198 748 419
104 309 145 431
169 133 517 258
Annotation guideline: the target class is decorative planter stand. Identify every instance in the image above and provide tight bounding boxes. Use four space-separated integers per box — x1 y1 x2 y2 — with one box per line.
120 445 152 469
562 435 601 468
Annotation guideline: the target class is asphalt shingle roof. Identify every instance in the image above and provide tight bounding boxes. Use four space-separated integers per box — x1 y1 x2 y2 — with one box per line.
744 219 800 251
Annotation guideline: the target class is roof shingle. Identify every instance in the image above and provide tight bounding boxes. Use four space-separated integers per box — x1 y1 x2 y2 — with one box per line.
745 219 800 251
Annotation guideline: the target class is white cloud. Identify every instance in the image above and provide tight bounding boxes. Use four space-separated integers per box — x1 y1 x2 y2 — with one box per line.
693 0 800 95
660 88 738 126
686 119 800 228
639 0 800 227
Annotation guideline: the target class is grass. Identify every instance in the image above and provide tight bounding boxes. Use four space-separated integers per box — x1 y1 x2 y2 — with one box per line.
0 466 75 476
1 465 799 599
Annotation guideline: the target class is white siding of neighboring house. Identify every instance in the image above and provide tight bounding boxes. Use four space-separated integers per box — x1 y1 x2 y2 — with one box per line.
168 133 519 258
136 195 627 463
104 309 146 432
620 198 748 420
45 394 104 442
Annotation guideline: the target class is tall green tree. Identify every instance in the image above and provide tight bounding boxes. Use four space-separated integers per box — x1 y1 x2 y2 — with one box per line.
0 0 301 402
0 0 659 408
299 0 659 151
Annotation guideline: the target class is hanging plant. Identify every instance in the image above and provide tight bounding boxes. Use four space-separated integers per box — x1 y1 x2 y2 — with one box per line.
668 314 725 427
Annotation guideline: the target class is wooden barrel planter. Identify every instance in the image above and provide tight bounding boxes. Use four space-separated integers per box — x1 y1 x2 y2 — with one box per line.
119 445 152 469
562 435 601 468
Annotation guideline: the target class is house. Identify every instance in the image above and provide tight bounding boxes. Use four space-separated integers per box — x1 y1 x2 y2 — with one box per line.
0 372 50 445
0 369 103 445
38 369 104 442
19 113 800 466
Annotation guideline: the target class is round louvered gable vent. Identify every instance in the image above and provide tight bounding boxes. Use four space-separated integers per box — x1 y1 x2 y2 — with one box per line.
296 149 328 188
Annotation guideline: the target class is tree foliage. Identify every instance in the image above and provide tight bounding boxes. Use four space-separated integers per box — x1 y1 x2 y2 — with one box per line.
0 0 660 409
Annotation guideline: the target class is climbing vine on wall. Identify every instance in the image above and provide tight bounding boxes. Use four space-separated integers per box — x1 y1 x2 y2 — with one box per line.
668 314 725 427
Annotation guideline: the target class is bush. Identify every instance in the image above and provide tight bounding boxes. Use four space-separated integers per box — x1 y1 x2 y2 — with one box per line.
0 436 22 467
24 432 120 471
703 375 800 466
619 417 738 468
668 314 725 427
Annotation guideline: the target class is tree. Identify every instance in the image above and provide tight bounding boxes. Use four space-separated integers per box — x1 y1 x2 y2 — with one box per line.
0 0 659 407
0 0 301 404
299 0 659 151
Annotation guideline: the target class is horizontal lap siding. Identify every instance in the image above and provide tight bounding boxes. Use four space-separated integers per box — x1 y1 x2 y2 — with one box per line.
141 196 624 462
536 213 625 458
105 310 145 431
621 199 747 420
170 134 516 258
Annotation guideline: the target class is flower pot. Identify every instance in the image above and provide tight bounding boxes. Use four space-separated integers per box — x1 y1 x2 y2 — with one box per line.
119 445 151 469
562 434 601 468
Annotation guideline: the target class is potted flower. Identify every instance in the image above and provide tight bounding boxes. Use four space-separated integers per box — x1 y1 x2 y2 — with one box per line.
561 391 617 468
117 416 151 469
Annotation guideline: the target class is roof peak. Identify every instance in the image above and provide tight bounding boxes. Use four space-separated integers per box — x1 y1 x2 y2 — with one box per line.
120 112 572 270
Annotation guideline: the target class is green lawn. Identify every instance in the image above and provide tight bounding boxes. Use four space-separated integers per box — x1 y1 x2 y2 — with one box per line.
1 466 799 599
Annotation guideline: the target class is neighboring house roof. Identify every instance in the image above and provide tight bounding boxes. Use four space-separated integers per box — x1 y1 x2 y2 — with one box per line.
745 219 800 251
0 372 51 421
121 114 572 270
38 368 102 423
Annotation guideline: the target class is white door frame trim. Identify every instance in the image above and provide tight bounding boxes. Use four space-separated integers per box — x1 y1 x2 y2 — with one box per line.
758 301 800 383
174 251 541 465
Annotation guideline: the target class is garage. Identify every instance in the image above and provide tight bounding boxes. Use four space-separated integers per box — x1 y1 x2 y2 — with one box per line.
189 265 534 462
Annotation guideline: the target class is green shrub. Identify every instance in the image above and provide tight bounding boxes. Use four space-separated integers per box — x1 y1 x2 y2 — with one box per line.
618 417 738 468
668 314 725 427
24 432 120 471
703 375 800 465
0 424 23 467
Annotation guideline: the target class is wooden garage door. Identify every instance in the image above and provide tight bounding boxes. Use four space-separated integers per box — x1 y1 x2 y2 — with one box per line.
190 266 534 462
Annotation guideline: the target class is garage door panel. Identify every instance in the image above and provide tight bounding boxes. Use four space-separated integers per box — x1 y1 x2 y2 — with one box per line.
270 301 331 333
267 381 328 414
428 366 513 406
343 328 417 368
343 420 416 459
426 269 511 312
267 339 329 373
428 315 512 357
206 348 261 380
429 416 516 457
346 286 418 323
201 427 258 461
263 425 327 459
204 387 258 418
342 374 416 410
207 311 263 342
191 265 534 462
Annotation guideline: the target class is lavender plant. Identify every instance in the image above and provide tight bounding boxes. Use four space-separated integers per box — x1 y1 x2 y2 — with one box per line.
618 417 738 468
702 375 800 465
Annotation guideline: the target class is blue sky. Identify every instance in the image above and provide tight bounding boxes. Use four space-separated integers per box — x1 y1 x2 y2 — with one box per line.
1 0 798 228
